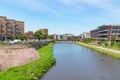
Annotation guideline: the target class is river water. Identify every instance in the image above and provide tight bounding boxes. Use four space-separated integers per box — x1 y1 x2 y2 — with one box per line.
41 42 120 80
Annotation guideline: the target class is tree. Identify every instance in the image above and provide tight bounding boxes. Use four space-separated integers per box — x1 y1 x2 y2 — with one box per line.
99 38 104 42
11 36 17 41
34 30 42 40
111 35 116 42
48 35 54 39
17 35 27 41
41 34 47 39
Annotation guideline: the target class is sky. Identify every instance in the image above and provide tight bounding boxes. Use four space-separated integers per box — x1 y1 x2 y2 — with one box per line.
0 0 120 35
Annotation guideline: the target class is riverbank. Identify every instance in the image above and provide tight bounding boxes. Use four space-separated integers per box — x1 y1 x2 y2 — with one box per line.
75 42 120 59
0 43 56 80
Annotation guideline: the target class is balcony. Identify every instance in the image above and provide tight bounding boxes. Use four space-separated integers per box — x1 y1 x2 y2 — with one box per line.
98 33 108 36
14 25 20 29
98 38 108 40
98 30 108 32
111 33 120 35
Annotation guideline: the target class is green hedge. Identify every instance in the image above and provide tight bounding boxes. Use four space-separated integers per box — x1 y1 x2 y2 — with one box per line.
0 43 56 80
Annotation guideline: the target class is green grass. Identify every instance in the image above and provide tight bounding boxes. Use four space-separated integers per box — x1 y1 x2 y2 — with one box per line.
75 42 120 59
0 43 56 80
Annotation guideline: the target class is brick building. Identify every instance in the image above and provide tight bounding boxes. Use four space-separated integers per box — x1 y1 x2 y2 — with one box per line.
25 31 34 40
40 29 48 35
90 25 120 42
0 16 24 40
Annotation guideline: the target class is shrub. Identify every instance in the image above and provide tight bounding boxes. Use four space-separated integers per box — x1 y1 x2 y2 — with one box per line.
117 43 120 48
104 42 108 47
110 42 114 46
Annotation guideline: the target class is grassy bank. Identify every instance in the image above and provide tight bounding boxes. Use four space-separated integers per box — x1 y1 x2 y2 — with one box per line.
0 43 56 80
75 42 120 59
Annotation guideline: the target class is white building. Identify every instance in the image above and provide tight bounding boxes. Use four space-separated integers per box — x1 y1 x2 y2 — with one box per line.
63 34 68 40
56 34 68 40
53 34 58 40
80 32 90 39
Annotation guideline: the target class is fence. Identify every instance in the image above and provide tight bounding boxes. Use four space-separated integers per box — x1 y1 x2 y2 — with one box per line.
0 41 52 50
0 43 32 50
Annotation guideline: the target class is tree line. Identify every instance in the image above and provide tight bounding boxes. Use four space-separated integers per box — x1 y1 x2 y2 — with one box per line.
12 30 54 41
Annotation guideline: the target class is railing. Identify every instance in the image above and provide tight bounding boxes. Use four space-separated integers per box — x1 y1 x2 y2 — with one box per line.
98 33 108 36
0 41 52 50
98 38 108 40
0 43 32 50
98 30 108 32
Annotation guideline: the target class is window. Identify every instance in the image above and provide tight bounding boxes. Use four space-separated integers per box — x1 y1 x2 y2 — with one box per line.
2 23 5 26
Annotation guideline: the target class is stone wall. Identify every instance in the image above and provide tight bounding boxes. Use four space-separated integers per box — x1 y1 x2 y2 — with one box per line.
0 48 39 70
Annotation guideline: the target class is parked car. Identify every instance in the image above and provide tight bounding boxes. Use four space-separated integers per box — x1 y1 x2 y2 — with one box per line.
13 39 22 43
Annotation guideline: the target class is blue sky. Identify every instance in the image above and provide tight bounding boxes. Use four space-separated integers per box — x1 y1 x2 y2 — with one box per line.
0 0 120 35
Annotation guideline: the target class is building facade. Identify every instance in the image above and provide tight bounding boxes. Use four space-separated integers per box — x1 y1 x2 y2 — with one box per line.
40 29 48 35
57 34 68 40
25 31 34 40
54 34 58 40
90 25 120 42
80 32 90 40
58 35 63 40
0 16 24 40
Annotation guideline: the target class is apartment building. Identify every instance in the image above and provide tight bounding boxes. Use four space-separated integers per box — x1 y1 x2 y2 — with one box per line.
0 16 24 40
80 32 90 40
40 28 48 35
90 25 120 42
25 31 34 40
90 29 99 41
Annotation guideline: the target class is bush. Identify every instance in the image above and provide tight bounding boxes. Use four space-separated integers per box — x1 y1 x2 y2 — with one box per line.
104 42 108 47
110 42 114 46
117 43 120 48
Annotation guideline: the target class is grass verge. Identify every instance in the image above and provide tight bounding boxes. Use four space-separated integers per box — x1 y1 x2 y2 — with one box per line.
0 43 56 80
75 42 120 59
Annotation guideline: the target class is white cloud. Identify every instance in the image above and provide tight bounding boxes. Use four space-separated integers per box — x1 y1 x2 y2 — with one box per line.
59 0 120 15
8 0 58 14
6 0 120 20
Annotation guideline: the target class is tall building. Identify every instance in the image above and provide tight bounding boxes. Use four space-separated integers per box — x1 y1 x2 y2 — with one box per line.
25 31 34 40
0 16 24 40
40 28 48 35
90 25 120 42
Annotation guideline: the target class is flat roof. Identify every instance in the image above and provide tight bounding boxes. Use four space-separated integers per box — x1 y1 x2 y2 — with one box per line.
16 21 24 23
0 16 7 18
7 19 15 21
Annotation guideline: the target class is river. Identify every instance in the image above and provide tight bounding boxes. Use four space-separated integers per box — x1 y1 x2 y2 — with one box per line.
41 42 120 80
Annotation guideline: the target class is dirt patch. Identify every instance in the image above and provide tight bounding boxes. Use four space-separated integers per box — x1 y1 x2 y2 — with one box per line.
0 48 40 70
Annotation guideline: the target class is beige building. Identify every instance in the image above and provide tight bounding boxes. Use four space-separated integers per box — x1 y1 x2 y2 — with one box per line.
0 16 24 40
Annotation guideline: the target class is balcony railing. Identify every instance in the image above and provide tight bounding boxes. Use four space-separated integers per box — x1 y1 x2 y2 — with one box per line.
98 33 108 36
98 38 108 40
111 33 120 35
98 30 108 32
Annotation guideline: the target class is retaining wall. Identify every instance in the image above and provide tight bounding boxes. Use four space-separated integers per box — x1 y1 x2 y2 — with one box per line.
0 48 39 70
